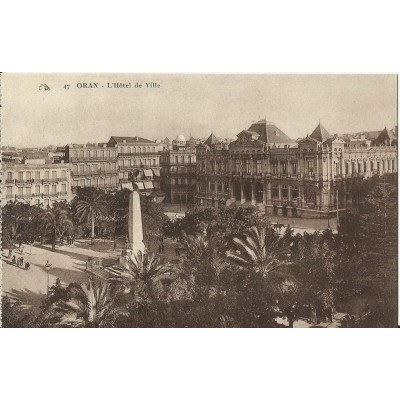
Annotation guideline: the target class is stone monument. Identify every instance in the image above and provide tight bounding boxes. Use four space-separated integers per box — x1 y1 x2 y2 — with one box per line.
120 189 146 269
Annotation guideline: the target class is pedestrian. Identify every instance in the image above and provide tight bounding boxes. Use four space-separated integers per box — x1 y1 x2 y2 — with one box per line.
25 262 30 270
12 255 16 264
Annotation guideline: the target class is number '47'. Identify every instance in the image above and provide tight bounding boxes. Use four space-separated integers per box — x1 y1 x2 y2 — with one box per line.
63 84 70 90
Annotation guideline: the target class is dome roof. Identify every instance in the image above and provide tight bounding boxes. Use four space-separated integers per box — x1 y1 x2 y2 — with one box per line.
176 134 186 142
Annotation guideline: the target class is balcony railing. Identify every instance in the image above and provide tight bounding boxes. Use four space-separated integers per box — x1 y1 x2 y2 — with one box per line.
70 157 117 162
72 170 118 177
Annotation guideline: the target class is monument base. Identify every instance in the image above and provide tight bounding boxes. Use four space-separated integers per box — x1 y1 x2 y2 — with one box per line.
119 241 146 270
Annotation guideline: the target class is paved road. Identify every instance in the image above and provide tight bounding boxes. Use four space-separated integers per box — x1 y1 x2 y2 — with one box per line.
2 239 123 313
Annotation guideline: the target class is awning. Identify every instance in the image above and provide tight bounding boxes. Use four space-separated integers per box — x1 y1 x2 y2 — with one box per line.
120 182 133 190
144 181 154 189
152 168 160 176
143 169 153 177
134 181 145 190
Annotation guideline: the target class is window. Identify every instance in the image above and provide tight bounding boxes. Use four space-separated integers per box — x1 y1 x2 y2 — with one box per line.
291 186 299 199
18 187 23 196
35 185 40 195
26 171 32 180
62 184 66 194
52 171 57 180
35 171 40 180
235 159 240 173
44 185 49 195
181 156 185 163
292 162 297 174
256 159 262 174
281 185 288 198
7 186 13 196
363 162 367 172
307 161 314 175
281 161 287 174
7 172 12 181
345 163 349 175
245 159 251 173
370 161 374 172
382 160 385 171
272 162 278 174
272 185 279 198
351 162 355 174
52 185 57 194
377 161 380 171
392 160 395 171
188 156 192 163
44 170 50 180
61 170 66 179
25 187 31 196
18 172 23 180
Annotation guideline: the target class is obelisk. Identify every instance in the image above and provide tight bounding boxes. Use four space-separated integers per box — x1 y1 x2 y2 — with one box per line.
128 190 145 254
119 189 146 269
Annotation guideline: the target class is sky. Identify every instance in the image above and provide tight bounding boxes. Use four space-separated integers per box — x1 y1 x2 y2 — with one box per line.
2 74 397 148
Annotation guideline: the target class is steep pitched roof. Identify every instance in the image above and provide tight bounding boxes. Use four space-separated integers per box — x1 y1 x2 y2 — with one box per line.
247 119 295 144
353 130 381 141
204 133 219 147
109 136 155 144
309 123 331 142
375 127 397 144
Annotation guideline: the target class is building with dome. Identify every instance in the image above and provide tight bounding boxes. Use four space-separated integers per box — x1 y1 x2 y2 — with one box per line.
195 120 397 218
160 134 197 204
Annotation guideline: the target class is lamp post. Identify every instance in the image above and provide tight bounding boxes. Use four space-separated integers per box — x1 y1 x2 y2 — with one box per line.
46 266 51 295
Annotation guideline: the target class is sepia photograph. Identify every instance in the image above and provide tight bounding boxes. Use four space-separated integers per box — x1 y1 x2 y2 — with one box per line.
1 73 398 328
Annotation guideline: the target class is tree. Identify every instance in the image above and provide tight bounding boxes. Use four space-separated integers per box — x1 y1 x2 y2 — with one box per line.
74 187 108 244
44 279 127 327
227 226 287 276
126 251 172 285
290 232 338 323
2 201 43 254
40 206 73 250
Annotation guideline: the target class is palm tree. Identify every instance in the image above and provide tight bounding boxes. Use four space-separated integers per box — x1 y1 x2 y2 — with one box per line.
48 279 127 327
126 251 172 285
179 230 215 260
74 188 108 244
41 207 73 251
227 226 287 276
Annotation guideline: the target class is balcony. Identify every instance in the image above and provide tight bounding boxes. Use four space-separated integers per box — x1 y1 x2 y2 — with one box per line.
72 170 118 177
119 152 160 157
70 157 117 162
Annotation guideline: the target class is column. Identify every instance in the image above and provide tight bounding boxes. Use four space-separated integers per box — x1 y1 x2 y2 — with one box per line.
262 182 266 205
240 182 245 204
266 181 271 204
230 180 235 201
251 182 256 205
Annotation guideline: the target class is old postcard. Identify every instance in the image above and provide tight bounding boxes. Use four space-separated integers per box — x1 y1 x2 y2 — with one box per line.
1 73 397 327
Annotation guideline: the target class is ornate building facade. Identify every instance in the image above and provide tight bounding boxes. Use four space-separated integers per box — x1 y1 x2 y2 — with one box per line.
160 135 197 204
66 143 119 191
3 161 72 207
195 120 397 217
107 136 163 192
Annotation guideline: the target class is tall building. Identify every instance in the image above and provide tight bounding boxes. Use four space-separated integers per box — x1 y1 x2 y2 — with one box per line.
160 135 197 204
195 120 397 217
66 143 119 191
3 160 72 207
107 136 163 192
